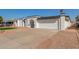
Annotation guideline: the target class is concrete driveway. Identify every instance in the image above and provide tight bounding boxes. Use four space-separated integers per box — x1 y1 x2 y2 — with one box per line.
0 28 58 49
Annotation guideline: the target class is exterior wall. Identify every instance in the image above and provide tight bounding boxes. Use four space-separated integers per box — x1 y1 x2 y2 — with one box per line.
60 16 66 30
68 21 71 27
27 18 39 28
60 16 71 30
64 21 71 29
14 20 24 27
14 21 17 27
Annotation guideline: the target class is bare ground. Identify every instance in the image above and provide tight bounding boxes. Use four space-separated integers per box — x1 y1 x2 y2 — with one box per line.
0 27 57 49
0 27 79 49
36 29 79 49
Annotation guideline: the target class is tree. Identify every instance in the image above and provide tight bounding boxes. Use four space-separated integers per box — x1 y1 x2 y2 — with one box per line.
0 16 3 24
76 16 79 21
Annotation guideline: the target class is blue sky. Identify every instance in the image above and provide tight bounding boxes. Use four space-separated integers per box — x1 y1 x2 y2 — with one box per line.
0 9 79 20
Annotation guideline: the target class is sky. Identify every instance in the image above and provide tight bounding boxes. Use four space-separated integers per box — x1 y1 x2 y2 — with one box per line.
0 9 79 21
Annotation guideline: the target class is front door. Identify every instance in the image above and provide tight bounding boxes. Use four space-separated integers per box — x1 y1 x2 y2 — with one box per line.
30 20 35 28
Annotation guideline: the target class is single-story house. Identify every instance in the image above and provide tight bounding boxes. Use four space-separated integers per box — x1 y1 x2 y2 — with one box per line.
14 10 71 30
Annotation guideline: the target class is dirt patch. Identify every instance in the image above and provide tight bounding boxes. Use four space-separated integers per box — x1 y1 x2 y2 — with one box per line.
36 29 79 49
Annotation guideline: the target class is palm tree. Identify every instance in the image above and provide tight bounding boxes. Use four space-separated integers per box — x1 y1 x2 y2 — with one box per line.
0 16 3 24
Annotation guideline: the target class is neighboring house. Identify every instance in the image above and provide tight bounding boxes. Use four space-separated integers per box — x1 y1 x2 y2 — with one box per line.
0 20 14 27
75 16 79 28
14 10 71 30
76 21 79 28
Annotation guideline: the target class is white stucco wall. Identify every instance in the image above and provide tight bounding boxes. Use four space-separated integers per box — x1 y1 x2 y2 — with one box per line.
14 20 24 27
60 16 71 30
64 21 71 28
18 20 23 27
14 21 17 27
26 18 39 28
60 16 66 30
